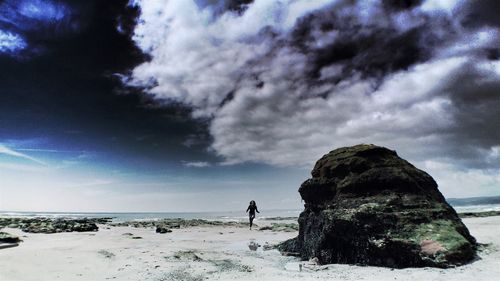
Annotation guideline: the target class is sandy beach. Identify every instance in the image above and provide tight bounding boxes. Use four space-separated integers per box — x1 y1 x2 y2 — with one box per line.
0 216 499 281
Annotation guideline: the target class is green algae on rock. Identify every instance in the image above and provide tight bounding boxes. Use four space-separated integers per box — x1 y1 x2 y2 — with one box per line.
278 144 476 268
0 217 100 233
0 232 21 243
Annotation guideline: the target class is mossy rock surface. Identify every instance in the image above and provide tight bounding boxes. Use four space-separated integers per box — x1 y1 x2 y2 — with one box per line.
0 217 100 233
0 232 21 243
279 144 476 268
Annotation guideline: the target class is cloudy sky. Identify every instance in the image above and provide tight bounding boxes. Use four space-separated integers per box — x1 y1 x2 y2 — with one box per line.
0 0 499 212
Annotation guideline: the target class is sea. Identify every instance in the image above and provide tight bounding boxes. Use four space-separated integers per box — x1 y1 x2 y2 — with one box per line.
1 202 499 222
452 204 500 213
0 209 302 222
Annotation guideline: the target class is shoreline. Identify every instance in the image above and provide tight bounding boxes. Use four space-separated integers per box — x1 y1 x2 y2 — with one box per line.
458 210 500 218
1 209 499 234
0 216 499 280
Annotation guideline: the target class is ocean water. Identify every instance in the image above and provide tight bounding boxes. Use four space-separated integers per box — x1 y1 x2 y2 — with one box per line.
1 204 499 222
453 204 500 213
0 209 302 222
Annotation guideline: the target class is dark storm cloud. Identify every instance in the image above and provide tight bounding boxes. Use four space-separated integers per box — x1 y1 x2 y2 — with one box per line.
381 0 423 11
288 2 447 85
195 0 254 15
0 0 215 171
440 62 500 168
457 0 500 28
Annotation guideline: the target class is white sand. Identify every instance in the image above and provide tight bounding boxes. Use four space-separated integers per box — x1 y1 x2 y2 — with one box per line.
1 217 499 281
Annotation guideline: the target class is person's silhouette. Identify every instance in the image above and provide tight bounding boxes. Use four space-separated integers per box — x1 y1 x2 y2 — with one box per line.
246 200 260 230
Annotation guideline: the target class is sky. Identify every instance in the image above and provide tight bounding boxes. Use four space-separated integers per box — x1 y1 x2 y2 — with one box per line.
0 0 499 212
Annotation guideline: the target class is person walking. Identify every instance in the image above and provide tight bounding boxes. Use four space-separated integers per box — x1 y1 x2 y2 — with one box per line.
246 200 260 230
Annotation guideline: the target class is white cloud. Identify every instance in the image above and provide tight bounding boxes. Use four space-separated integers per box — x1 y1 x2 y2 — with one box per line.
0 162 46 172
183 161 211 168
127 0 338 118
127 0 500 196
421 0 460 13
419 160 500 198
0 144 46 165
210 56 467 166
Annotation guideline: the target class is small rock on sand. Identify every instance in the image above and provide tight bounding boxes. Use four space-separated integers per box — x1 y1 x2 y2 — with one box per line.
0 232 21 243
248 241 260 251
156 227 172 234
98 250 115 259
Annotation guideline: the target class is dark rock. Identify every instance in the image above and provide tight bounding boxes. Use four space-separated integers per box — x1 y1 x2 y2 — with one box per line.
259 223 298 232
0 232 21 243
98 250 115 259
71 221 98 232
273 223 298 232
155 226 172 234
0 217 98 233
110 218 249 229
172 250 203 261
278 144 476 268
458 211 500 218
92 217 114 224
261 216 298 221
248 241 260 251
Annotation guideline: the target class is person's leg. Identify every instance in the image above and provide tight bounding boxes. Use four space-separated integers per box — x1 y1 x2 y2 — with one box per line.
249 214 255 229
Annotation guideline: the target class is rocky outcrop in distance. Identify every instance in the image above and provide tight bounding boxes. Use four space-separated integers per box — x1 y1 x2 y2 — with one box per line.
110 218 250 229
0 217 106 233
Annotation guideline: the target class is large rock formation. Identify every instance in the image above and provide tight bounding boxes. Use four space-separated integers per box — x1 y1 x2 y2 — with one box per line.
279 144 476 268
